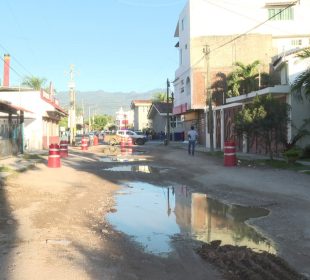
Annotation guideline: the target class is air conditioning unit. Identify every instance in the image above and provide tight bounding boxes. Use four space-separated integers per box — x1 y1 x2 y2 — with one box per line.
180 115 185 121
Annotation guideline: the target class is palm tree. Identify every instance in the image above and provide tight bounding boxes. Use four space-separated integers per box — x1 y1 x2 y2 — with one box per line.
234 60 261 94
227 60 261 96
227 72 241 97
22 76 47 90
152 92 167 102
291 47 310 101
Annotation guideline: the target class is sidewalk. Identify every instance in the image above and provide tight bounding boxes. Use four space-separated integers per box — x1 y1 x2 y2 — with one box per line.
165 140 310 166
0 153 46 179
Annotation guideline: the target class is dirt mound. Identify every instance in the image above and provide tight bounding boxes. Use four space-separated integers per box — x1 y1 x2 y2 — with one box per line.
197 240 305 280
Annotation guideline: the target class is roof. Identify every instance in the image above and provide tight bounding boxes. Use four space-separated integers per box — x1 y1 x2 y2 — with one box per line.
0 100 33 114
130 99 152 109
0 86 33 92
148 102 172 119
273 47 309 70
40 91 67 116
226 85 290 104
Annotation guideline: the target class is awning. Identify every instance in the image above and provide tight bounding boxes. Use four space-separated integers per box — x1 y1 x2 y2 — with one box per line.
0 100 33 114
8 104 33 113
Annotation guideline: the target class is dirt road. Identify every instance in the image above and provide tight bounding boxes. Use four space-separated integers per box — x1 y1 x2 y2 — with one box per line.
0 142 309 279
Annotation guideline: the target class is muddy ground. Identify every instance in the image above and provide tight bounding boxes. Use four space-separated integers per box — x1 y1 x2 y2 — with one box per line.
0 142 309 280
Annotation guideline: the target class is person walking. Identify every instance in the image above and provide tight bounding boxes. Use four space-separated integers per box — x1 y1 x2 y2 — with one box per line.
188 125 198 156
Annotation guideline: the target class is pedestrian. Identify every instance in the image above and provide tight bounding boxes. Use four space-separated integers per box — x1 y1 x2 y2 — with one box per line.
187 125 198 156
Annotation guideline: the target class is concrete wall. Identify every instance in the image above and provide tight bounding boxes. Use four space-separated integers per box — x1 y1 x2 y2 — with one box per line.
174 0 310 111
151 113 167 134
0 90 59 151
133 105 151 131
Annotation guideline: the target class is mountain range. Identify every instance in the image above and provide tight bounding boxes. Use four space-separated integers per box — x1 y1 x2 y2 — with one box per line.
56 89 163 116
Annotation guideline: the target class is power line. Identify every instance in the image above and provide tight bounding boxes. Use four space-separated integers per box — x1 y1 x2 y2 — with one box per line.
210 1 299 53
173 0 298 82
0 44 33 77
202 0 296 44
0 55 24 81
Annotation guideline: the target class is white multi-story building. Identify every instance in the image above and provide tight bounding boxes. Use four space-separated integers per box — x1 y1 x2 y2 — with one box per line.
173 0 310 146
130 100 152 131
116 107 134 130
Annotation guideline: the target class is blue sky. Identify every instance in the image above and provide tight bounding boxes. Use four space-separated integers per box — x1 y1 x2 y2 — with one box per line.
1 0 186 92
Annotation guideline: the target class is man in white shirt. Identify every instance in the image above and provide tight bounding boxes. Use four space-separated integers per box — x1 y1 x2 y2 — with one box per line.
187 126 198 156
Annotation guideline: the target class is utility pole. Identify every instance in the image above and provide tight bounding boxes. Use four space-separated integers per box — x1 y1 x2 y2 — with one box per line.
82 99 85 134
68 64 76 145
88 106 91 133
203 45 214 152
171 91 175 142
166 78 170 145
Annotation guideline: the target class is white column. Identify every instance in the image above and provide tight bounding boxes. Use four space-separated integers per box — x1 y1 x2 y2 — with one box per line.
220 109 224 150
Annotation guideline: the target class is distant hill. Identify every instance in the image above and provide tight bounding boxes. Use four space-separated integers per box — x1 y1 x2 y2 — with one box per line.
56 89 163 116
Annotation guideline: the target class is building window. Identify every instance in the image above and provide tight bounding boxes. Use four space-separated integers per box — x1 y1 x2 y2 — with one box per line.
180 79 184 93
179 48 183 65
268 7 294 20
185 44 188 50
291 39 302 46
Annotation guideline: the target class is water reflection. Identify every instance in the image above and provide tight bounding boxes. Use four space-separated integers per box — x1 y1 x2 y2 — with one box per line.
175 186 275 253
107 182 276 255
103 165 169 174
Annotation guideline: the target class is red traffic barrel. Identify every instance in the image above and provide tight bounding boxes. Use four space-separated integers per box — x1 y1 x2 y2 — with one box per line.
59 140 68 158
224 140 236 167
120 137 126 147
81 137 88 151
48 143 61 168
127 137 133 147
93 135 98 146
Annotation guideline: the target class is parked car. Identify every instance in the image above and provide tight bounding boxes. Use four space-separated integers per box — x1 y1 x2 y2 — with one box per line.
74 134 89 146
104 130 147 145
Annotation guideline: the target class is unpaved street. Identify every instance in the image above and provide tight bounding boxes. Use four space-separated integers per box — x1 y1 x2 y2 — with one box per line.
0 142 309 280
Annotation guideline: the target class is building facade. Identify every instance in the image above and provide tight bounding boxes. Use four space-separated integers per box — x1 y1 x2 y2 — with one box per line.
130 100 152 131
116 107 134 130
173 0 310 148
0 88 66 151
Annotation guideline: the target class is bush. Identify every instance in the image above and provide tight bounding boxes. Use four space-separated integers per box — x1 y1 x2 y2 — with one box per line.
283 147 302 163
302 145 310 159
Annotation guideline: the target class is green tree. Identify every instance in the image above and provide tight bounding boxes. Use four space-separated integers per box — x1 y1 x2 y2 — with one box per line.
227 60 266 97
235 95 290 159
22 76 47 90
291 47 310 101
152 92 167 102
227 72 241 97
91 115 113 131
59 117 68 129
285 118 310 150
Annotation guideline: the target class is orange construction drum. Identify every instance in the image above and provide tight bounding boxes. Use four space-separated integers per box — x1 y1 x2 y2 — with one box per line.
47 143 61 168
224 140 237 167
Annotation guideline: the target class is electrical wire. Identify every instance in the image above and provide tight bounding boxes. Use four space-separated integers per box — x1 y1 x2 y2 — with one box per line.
173 0 299 82
0 55 24 81
210 0 299 54
0 43 33 78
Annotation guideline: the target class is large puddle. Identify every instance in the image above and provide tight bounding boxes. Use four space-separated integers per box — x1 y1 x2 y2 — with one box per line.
103 165 169 174
107 182 276 256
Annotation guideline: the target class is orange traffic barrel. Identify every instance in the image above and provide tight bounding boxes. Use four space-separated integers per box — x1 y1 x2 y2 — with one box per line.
48 143 61 168
59 140 68 158
120 137 126 147
224 140 236 167
127 137 133 147
93 135 98 146
81 137 88 151
121 146 126 156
